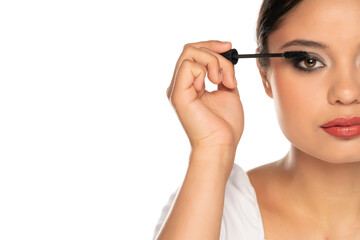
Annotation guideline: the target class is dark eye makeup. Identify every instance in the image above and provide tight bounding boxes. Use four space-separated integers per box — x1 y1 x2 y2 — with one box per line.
288 54 327 73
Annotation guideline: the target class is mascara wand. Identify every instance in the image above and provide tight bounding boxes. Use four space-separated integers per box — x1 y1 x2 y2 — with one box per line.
220 48 309 65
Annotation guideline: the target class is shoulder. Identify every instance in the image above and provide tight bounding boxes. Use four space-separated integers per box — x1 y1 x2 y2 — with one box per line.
246 159 285 212
219 163 265 240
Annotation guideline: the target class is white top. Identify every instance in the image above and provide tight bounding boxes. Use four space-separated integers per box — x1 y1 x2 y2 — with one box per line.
152 163 266 240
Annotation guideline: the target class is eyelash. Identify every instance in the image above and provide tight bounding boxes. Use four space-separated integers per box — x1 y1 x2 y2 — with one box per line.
290 55 326 73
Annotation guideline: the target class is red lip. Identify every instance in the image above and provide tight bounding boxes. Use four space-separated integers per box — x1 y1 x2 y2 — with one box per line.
321 117 360 128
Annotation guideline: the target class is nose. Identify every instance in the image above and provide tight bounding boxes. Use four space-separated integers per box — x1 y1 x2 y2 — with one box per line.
327 62 360 105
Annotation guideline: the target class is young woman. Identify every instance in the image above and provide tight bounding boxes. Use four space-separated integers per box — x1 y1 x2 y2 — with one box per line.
153 0 360 239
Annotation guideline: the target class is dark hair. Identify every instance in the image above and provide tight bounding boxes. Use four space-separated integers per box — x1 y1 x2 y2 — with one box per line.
256 0 303 69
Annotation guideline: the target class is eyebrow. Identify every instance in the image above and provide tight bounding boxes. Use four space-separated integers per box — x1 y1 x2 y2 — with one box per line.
280 39 329 50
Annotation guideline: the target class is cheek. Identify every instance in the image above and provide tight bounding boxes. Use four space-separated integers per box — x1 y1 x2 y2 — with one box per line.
271 69 324 143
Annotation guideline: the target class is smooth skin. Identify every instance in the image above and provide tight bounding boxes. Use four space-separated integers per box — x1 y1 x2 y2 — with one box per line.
166 41 244 172
249 0 360 239
156 41 243 239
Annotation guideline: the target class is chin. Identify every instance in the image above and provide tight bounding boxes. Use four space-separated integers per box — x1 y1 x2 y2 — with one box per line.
309 149 360 165
290 139 360 165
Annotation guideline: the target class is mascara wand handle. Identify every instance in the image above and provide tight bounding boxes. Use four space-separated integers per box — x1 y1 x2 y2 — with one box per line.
220 48 238 65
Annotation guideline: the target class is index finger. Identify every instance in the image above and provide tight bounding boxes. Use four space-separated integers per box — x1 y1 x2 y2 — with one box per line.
185 40 232 54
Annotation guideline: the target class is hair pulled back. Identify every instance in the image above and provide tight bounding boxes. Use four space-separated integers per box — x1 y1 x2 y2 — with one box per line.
256 0 303 69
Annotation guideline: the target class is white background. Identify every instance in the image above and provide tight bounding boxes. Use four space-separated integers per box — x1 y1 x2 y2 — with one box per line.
0 0 290 239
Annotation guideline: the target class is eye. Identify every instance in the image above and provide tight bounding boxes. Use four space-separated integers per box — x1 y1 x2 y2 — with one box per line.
290 55 326 73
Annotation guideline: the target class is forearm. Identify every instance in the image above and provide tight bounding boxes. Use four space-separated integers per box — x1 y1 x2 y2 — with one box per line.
156 147 235 240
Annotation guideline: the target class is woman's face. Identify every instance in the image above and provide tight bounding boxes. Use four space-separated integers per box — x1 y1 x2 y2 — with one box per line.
262 0 360 163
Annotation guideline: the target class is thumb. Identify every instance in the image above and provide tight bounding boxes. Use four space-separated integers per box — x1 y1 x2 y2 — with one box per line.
217 81 239 95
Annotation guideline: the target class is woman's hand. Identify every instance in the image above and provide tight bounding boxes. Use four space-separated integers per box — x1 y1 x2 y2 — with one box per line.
166 40 244 153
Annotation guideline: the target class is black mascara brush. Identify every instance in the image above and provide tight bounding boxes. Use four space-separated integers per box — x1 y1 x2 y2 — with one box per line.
220 48 309 65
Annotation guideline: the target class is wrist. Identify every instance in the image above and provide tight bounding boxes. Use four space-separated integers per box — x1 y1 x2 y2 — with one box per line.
189 146 236 180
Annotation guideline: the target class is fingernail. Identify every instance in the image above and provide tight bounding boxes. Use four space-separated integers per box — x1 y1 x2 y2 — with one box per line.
221 41 230 43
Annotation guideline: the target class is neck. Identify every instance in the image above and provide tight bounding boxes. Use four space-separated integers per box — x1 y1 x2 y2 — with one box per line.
278 145 360 232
